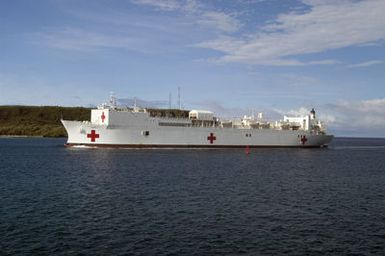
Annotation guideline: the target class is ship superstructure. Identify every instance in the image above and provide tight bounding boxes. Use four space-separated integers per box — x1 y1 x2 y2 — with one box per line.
61 96 333 148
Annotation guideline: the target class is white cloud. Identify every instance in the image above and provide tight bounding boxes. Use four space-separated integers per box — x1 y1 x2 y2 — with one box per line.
348 60 385 68
197 11 241 33
281 98 385 137
284 107 311 117
37 1 243 52
330 98 385 136
308 59 341 65
281 74 320 88
33 27 180 53
130 0 242 33
337 98 385 116
130 0 181 11
35 28 138 51
196 0 385 66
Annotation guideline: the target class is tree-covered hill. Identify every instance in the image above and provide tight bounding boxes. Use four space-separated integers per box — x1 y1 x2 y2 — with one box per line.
0 106 190 137
0 106 90 137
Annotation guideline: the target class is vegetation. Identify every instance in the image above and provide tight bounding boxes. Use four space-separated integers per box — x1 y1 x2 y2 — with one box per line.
0 106 90 137
0 106 190 137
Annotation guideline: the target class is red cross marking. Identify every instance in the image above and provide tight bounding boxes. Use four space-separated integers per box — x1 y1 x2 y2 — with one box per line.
207 133 216 144
101 112 106 122
87 130 100 142
300 135 308 145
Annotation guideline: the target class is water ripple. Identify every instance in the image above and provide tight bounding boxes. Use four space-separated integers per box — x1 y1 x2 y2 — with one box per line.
1 138 385 255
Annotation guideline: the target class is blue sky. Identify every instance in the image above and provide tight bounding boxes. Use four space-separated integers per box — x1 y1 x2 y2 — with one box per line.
1 0 385 136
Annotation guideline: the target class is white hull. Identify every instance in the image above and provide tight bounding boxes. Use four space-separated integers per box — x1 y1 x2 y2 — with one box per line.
61 120 333 148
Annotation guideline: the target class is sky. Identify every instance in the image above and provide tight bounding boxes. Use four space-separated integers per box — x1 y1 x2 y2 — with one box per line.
1 0 385 137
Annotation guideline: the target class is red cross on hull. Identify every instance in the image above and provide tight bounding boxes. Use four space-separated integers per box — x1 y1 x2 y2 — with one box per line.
207 133 216 144
300 135 308 145
87 130 100 142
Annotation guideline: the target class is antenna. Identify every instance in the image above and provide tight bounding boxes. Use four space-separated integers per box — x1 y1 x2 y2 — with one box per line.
169 93 172 109
133 97 139 112
109 92 117 108
178 87 181 110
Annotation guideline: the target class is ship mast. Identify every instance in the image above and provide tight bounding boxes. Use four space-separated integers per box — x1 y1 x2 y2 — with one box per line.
178 87 181 110
109 92 117 109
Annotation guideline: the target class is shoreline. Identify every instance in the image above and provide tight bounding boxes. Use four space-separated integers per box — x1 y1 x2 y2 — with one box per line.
0 135 44 138
0 135 64 138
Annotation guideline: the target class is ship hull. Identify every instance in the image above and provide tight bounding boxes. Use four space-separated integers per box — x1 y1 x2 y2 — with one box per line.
61 120 333 148
64 143 327 148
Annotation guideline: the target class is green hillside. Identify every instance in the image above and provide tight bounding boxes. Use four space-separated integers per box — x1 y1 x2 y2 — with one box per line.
0 106 190 137
0 106 90 137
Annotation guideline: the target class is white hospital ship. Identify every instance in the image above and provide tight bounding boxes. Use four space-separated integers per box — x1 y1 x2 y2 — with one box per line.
61 96 333 148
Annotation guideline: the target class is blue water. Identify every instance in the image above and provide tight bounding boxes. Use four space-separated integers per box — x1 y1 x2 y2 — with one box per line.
1 137 385 255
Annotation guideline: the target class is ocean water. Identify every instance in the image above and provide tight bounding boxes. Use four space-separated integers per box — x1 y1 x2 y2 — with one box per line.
1 137 385 256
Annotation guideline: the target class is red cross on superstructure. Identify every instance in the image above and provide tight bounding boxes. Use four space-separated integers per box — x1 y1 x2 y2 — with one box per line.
207 133 216 144
300 135 308 145
87 130 100 142
101 112 106 123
